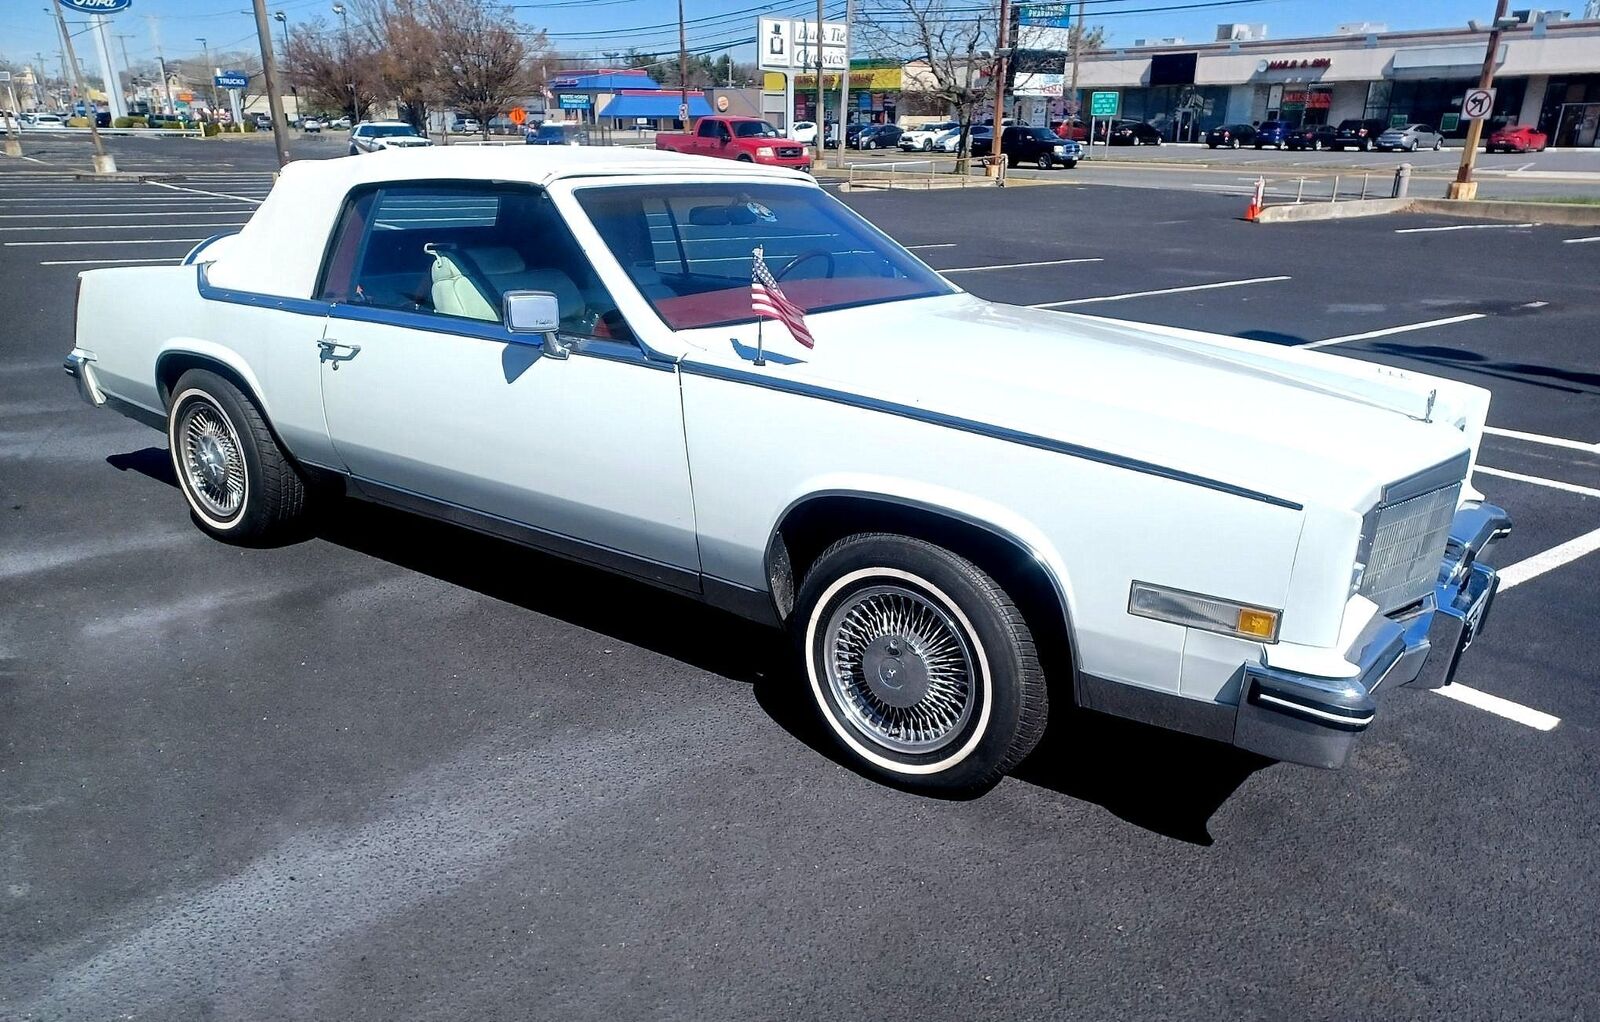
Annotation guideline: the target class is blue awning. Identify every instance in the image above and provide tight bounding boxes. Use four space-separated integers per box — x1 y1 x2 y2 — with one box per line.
602 94 714 120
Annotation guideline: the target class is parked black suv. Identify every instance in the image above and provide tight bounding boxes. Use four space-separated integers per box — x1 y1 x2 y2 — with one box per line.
971 125 1080 168
1331 118 1390 151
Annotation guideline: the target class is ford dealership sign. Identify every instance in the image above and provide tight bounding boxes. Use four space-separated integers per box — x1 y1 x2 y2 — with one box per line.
58 0 134 11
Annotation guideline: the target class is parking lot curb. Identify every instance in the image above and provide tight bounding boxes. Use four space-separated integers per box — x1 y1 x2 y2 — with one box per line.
69 171 185 183
1255 196 1600 225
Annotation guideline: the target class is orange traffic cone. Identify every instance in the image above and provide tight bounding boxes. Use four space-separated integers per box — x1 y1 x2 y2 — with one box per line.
1244 176 1266 221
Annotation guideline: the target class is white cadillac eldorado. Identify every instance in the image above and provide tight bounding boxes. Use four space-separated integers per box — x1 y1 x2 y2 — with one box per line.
66 148 1510 791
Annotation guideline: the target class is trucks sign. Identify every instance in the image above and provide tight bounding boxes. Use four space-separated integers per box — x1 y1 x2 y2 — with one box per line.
57 0 134 12
214 71 249 90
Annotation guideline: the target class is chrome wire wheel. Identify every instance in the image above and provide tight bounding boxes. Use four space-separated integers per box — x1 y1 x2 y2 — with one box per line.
177 398 246 521
822 583 978 755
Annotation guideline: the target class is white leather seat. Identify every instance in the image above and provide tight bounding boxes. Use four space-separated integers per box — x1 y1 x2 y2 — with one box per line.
429 249 497 321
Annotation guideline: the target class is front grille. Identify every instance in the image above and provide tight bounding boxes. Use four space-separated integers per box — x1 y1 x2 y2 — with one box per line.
777 146 803 158
1358 483 1461 613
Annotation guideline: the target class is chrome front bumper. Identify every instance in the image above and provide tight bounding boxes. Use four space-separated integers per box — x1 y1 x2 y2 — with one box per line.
1234 502 1512 768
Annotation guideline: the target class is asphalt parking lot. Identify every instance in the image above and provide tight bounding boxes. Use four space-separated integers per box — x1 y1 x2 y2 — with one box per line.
3 137 1598 1020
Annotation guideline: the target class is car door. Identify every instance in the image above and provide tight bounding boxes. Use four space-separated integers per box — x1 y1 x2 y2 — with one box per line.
312 181 701 586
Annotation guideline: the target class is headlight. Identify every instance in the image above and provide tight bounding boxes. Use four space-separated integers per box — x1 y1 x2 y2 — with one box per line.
756 146 775 158
1128 581 1281 642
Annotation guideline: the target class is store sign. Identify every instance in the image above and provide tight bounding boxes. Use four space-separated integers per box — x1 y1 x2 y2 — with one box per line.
758 17 848 73
1015 73 1064 97
1281 90 1331 109
558 94 591 110
794 68 902 90
214 71 249 90
1266 58 1331 71
57 0 133 11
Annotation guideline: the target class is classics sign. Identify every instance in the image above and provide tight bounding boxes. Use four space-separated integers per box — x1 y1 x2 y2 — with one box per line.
57 0 134 12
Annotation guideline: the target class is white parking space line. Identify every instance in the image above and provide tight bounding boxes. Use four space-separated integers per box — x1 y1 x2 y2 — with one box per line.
1030 275 1291 308
39 257 182 266
150 181 265 204
906 243 957 250
1301 313 1485 350
941 257 1103 274
1393 223 1535 233
0 223 246 232
1476 465 1600 499
1433 685 1561 731
4 238 208 246
0 209 257 219
1497 526 1600 593
1562 236 1600 244
1483 425 1600 453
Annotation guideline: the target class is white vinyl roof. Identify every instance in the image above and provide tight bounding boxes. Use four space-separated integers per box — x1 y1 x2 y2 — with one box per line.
205 146 810 298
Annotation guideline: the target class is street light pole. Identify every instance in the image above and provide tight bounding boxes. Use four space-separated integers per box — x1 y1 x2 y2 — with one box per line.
332 3 352 121
1448 0 1511 200
51 1 114 172
196 37 216 111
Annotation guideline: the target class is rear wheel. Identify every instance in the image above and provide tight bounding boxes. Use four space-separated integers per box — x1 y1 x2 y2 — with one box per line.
923 139 933 151
1434 139 1442 150
1231 138 1240 149
167 369 309 544
795 534 1048 792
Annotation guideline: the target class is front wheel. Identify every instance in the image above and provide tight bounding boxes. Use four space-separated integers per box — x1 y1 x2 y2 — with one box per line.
1231 139 1240 149
1036 153 1052 169
167 369 309 544
923 139 933 151
795 534 1048 791
1434 139 1442 150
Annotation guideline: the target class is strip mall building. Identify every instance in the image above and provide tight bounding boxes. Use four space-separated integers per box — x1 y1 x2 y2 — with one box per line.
1068 14 1600 145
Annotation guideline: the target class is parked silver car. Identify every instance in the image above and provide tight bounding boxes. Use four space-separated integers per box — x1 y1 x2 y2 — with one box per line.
1375 123 1442 152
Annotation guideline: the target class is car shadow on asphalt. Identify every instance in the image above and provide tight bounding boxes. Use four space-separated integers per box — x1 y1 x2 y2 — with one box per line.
109 443 1268 842
1013 710 1270 846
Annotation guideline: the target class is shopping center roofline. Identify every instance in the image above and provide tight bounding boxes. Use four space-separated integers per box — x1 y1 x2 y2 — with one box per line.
1080 17 1600 58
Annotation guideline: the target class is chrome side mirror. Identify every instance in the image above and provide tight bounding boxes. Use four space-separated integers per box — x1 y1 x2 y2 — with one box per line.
503 290 570 359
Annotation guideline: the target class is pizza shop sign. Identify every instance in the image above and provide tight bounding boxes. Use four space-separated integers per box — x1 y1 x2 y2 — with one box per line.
1266 58 1331 71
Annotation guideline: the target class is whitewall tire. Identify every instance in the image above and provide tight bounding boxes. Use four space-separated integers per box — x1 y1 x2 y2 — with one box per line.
168 368 309 544
795 533 1048 791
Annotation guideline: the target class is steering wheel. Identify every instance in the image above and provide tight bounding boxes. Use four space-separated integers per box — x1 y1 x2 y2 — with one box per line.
775 249 836 281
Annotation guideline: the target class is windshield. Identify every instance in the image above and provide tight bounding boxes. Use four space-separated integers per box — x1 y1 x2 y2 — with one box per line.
536 125 569 139
575 182 956 331
369 124 419 138
1023 128 1055 141
732 120 782 138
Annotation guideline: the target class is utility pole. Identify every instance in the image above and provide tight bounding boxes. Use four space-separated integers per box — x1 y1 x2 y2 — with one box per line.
1068 0 1085 129
249 0 291 167
814 0 826 168
838 0 854 148
51 1 115 172
1448 0 1511 200
989 0 1011 177
676 0 688 130
332 3 352 121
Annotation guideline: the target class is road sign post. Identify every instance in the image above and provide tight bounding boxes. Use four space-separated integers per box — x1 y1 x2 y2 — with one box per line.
1089 91 1118 151
1449 0 1510 201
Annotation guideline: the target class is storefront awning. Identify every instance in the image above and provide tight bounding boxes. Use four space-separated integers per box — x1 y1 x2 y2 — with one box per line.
601 93 713 120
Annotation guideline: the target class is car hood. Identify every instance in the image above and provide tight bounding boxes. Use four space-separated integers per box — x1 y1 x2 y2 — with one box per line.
379 136 431 147
681 293 1483 513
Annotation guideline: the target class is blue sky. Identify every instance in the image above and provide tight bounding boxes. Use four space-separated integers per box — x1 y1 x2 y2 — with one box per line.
9 0 1501 74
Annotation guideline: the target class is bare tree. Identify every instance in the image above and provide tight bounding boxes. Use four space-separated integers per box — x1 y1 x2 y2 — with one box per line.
348 0 436 130
424 0 545 137
284 17 381 119
861 0 999 172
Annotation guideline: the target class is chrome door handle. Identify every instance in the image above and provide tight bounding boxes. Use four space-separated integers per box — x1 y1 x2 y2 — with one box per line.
317 339 361 367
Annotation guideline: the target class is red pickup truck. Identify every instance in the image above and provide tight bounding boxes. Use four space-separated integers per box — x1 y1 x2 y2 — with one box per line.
655 116 812 171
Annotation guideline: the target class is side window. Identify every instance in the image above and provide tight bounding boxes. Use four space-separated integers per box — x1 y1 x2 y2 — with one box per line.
317 189 376 303
696 120 719 138
320 182 633 341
